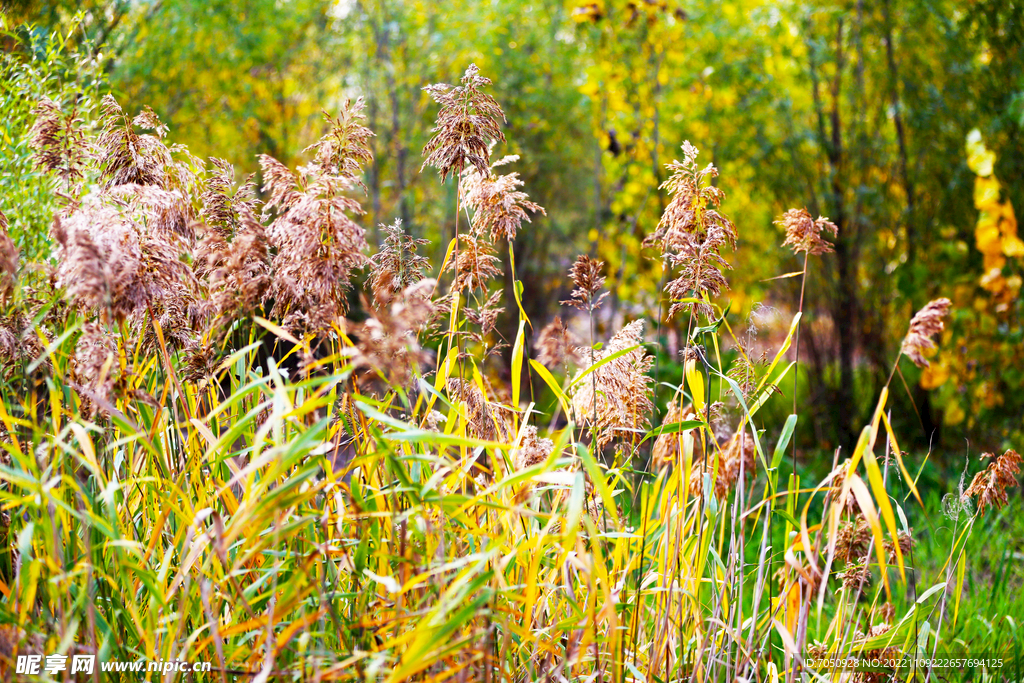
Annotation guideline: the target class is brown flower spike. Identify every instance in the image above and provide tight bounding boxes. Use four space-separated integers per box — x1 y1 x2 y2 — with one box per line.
900 297 951 368
777 208 838 256
460 155 545 242
570 320 654 448
965 449 1022 515
422 64 506 181
563 255 608 311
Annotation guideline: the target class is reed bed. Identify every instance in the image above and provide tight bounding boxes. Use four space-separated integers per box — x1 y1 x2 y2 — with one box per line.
0 64 1018 682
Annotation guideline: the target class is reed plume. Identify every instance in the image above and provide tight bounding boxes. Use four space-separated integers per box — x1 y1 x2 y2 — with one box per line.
535 316 583 369
368 219 430 307
513 425 555 470
651 400 699 469
303 100 375 190
460 155 545 242
54 199 190 322
965 449 1022 515
777 208 838 255
444 234 501 293
259 164 367 332
70 322 120 418
200 158 260 235
689 427 755 500
562 255 608 311
446 377 514 444
422 64 506 180
645 142 736 320
96 95 171 189
900 297 952 368
194 210 269 331
0 211 17 304
29 97 89 199
570 319 653 448
350 278 436 390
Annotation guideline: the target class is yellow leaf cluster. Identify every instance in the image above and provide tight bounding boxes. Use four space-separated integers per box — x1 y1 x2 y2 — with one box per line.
967 130 1021 310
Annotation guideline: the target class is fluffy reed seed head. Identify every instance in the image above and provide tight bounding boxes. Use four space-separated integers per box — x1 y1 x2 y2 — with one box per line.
513 426 555 470
646 141 734 253
303 100 375 191
965 449 1022 515
689 427 755 501
195 209 270 330
645 142 736 320
444 233 502 293
200 158 259 235
71 322 119 418
900 297 951 368
446 377 514 444
563 255 609 311
422 64 506 181
350 278 437 390
651 400 699 469
777 208 838 255
460 155 545 241
97 95 171 189
29 96 89 195
259 161 369 332
570 319 654 448
535 316 583 369
54 198 191 322
664 226 733 320
368 219 431 308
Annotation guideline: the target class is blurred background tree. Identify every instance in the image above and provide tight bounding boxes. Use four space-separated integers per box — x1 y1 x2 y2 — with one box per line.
1 0 1021 458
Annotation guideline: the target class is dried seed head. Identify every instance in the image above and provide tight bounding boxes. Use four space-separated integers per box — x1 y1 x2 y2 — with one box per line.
460 156 545 241
29 97 88 194
900 297 951 368
201 158 259 234
259 153 369 332
777 208 838 256
834 516 872 563
839 562 872 590
690 426 755 500
302 99 375 191
513 426 555 470
194 211 270 332
965 449 1022 515
97 95 172 189
368 219 431 308
349 279 437 390
107 183 196 242
71 322 119 418
55 198 191 321
570 320 654 448
422 64 506 180
445 234 501 293
644 143 736 320
664 227 732 320
646 141 735 253
446 377 514 444
563 255 608 311
535 316 583 369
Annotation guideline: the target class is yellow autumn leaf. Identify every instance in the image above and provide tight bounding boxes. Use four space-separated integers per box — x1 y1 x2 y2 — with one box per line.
920 359 949 390
966 129 995 176
974 176 1001 208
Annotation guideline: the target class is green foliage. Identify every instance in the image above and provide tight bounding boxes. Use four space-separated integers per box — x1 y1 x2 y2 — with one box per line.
0 20 104 259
